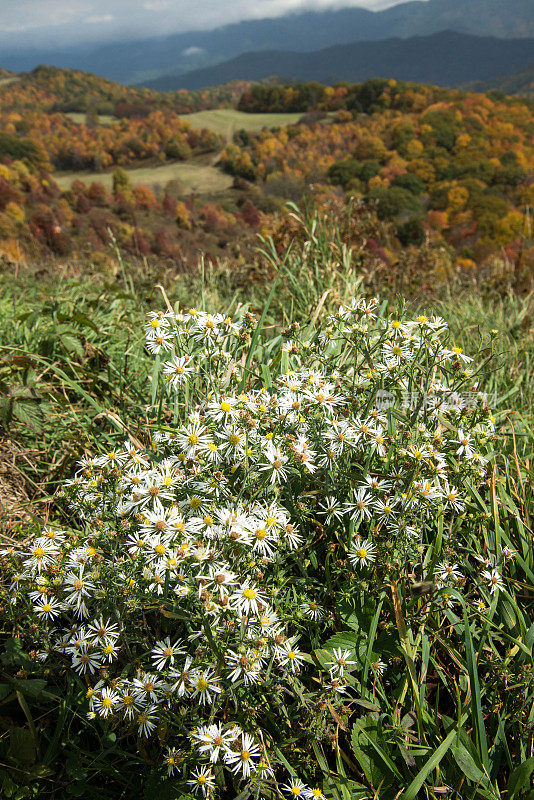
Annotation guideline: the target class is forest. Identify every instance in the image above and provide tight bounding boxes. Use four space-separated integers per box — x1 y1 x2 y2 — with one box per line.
0 68 532 287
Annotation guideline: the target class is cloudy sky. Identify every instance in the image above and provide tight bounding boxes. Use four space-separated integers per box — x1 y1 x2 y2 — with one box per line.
0 0 422 48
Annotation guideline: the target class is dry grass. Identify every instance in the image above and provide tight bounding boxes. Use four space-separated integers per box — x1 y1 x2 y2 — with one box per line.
54 159 233 194
0 438 47 537
64 111 116 126
180 109 304 140
0 76 21 87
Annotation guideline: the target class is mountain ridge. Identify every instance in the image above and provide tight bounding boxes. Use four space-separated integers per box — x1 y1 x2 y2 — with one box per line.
140 31 534 92
0 0 533 85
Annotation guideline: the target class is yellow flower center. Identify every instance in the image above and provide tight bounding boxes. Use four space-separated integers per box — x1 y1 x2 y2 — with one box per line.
357 548 368 559
243 588 256 599
220 401 231 412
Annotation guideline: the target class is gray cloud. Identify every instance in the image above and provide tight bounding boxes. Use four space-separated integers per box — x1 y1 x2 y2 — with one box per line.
0 0 422 47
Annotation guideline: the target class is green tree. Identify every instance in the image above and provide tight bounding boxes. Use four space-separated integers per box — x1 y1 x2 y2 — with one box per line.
112 167 131 195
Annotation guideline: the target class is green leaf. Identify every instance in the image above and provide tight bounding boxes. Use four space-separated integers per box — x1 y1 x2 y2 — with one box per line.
72 311 100 332
315 632 370 672
403 728 457 800
11 678 48 698
0 683 12 701
8 727 36 765
451 741 489 785
13 398 43 432
508 757 534 800
336 594 377 632
60 334 85 360
322 631 362 652
351 718 401 785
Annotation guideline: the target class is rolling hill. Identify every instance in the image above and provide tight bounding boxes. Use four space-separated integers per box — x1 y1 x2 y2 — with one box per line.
467 62 534 98
143 31 534 92
0 0 533 85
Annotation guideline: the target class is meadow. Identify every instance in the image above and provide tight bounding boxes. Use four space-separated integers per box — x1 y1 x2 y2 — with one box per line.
54 109 307 192
53 156 233 194
0 205 533 800
64 112 116 126
179 109 306 138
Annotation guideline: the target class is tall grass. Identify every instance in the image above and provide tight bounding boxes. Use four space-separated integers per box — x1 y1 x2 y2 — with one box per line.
0 213 533 799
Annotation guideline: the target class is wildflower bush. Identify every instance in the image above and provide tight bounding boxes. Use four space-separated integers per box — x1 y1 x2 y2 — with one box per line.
3 293 533 798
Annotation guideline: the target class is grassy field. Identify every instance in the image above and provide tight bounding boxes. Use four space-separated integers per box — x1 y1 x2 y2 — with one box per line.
180 108 304 138
0 207 533 799
54 158 233 193
0 76 20 87
53 109 310 193
64 111 116 126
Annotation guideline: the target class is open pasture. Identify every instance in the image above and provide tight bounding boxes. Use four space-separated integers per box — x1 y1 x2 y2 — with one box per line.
180 108 304 138
54 158 233 194
64 111 117 126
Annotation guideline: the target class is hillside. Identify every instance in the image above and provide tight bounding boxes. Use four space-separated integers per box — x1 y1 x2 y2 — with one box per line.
0 67 532 276
0 65 248 115
467 62 534 99
1 0 533 84
145 31 534 91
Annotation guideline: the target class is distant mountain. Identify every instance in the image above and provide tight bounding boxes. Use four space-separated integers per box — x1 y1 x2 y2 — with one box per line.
467 62 534 98
143 31 534 92
1 0 533 85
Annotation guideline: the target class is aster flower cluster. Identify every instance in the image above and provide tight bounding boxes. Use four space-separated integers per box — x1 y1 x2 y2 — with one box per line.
5 296 510 798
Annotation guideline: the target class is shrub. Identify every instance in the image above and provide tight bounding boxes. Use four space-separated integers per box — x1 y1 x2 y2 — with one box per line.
391 173 426 196
396 217 426 246
367 186 423 220
4 295 516 799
